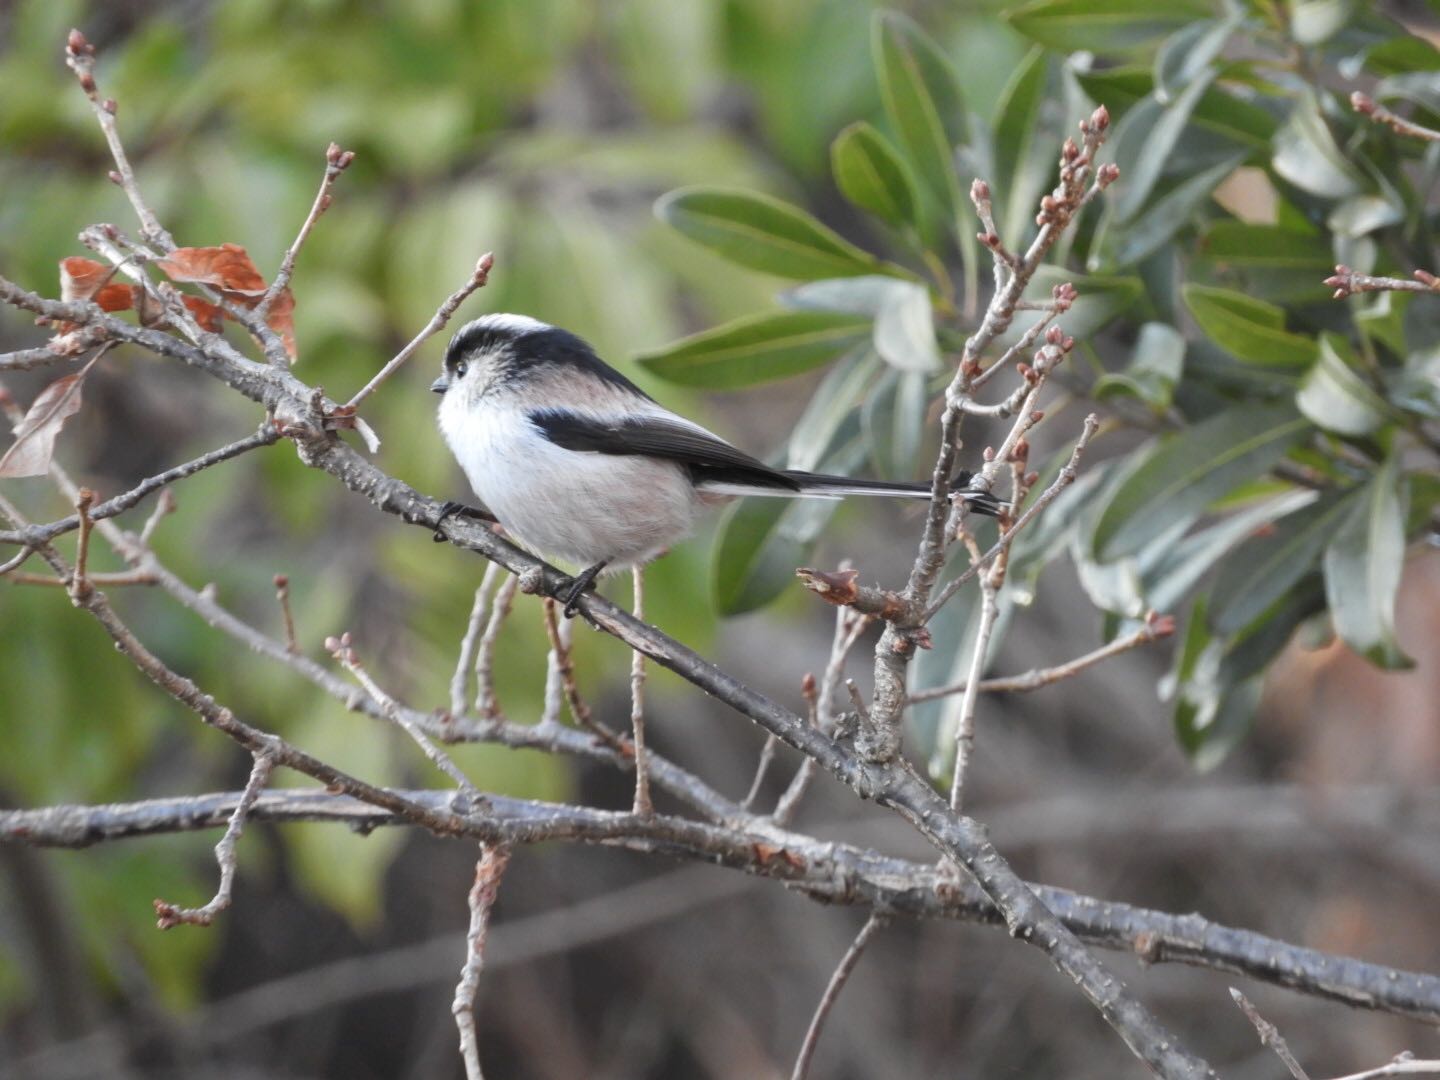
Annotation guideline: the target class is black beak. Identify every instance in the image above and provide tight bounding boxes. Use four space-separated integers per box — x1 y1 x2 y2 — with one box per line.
430 375 450 395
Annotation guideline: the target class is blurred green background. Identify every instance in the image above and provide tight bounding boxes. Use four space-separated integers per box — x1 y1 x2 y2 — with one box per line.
4 1 1440 1077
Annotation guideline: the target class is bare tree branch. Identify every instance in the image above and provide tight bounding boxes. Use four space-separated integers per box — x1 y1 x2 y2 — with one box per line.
791 913 886 1080
454 844 509 1080
6 789 1440 1026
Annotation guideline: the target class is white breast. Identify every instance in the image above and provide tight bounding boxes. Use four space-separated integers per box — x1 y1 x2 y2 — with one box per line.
438 395 703 570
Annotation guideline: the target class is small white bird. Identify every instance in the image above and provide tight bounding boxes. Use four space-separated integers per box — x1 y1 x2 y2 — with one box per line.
432 313 1000 613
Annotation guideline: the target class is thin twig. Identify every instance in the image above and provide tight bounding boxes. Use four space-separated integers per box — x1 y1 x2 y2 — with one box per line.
741 735 781 811
773 610 869 825
909 615 1175 703
137 488 177 546
474 572 517 718
0 546 34 575
7 570 156 587
453 843 510 1080
629 566 652 816
0 425 279 549
344 253 494 410
1230 989 1312 1080
69 487 95 600
541 597 626 753
1353 91 1440 143
273 574 300 655
451 564 501 720
255 142 354 322
949 570 999 812
791 913 887 1080
64 30 174 249
1325 263 1440 300
327 631 484 804
154 751 276 929
1327 1056 1440 1080
924 413 1099 621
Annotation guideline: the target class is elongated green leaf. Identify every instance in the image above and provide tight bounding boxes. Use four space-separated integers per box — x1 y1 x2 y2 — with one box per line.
872 11 966 219
1183 284 1318 367
873 279 940 373
1323 454 1413 668
1112 74 1216 223
711 441 862 615
655 187 906 281
783 274 940 373
831 122 919 230
993 46 1050 242
1272 93 1366 199
1155 15 1241 102
1094 322 1185 410
635 310 870 388
1198 222 1331 270
1005 0 1213 52
1142 488 1320 614
1209 490 1357 635
787 348 878 471
1296 335 1391 435
1093 402 1313 561
1074 66 1277 148
1098 153 1243 267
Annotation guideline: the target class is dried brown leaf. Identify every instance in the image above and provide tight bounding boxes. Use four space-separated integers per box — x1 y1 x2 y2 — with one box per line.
154 244 297 360
0 353 101 477
155 243 266 296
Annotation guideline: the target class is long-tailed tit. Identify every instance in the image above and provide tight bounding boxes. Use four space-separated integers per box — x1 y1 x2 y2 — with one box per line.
432 314 1001 614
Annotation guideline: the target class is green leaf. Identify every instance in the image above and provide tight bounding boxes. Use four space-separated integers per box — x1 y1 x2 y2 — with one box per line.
1289 0 1356 45
655 187 906 281
783 275 940 373
635 310 870 388
1323 453 1414 668
1093 321 1184 409
1209 490 1358 635
1093 402 1313 561
1110 74 1216 223
830 121 919 230
1272 93 1367 199
861 367 928 480
1075 66 1277 148
1142 488 1320 614
873 279 941 373
1004 0 1213 53
787 347 879 471
1296 334 1391 435
1198 221 1331 271
1155 15 1242 102
1096 153 1243 267
1183 284 1319 367
872 10 967 220
992 46 1051 243
711 442 862 615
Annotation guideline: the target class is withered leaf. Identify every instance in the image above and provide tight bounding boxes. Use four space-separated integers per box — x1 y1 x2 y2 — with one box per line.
155 244 297 360
58 256 137 323
0 354 101 478
155 243 266 296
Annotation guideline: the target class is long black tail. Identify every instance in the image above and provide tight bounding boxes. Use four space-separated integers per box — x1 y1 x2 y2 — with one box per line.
691 467 995 517
781 469 1003 517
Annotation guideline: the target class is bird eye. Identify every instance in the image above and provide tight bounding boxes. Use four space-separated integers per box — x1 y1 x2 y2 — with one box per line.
455 360 468 377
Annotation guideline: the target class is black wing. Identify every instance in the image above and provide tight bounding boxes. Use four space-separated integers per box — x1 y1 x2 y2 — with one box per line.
528 408 800 492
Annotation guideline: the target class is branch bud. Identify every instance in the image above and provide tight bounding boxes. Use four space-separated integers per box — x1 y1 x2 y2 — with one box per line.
1351 91 1376 116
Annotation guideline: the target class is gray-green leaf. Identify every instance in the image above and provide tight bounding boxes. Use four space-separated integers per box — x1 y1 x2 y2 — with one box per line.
1183 284 1319 367
1322 453 1413 668
655 186 908 281
636 310 870 388
831 122 920 230
1296 334 1391 436
1092 402 1313 561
